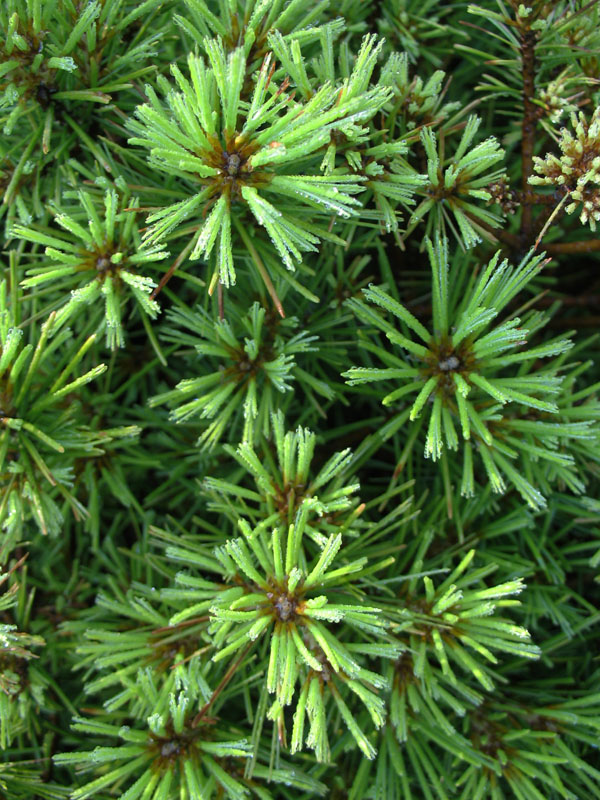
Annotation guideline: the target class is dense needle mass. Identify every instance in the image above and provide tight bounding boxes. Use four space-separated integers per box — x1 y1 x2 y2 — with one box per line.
0 2 599 799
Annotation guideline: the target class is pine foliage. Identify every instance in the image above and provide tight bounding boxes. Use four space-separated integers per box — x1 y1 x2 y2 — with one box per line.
1 1 600 798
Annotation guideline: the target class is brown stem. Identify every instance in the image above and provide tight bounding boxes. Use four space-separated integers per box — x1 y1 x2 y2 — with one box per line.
519 25 539 244
218 281 224 321
535 295 600 308
234 219 285 318
150 237 195 301
545 239 600 254
476 218 520 248
532 194 571 251
546 315 600 329
514 191 557 206
532 202 561 235
192 642 253 727
151 616 210 635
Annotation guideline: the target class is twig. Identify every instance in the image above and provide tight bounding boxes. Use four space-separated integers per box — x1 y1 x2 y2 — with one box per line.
192 643 253 728
533 192 571 251
545 239 600 254
519 25 538 245
150 237 195 301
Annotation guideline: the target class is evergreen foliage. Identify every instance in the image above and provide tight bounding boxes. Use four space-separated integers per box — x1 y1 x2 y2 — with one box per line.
1 1 599 798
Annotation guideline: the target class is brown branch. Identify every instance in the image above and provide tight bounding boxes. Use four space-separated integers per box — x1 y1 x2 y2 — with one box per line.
515 192 558 206
545 239 600 254
151 616 210 635
476 218 520 248
150 237 195 301
192 642 253 728
519 25 539 245
546 315 600 328
218 281 224 321
533 193 571 251
535 294 600 308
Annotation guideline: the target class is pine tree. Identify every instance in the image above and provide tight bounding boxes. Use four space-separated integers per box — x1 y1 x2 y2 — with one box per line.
1 1 600 798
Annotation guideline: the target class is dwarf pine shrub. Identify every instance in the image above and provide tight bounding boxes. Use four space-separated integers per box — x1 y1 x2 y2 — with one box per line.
1 1 600 798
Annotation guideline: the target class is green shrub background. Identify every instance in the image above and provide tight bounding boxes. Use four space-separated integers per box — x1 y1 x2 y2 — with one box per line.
1 1 600 798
